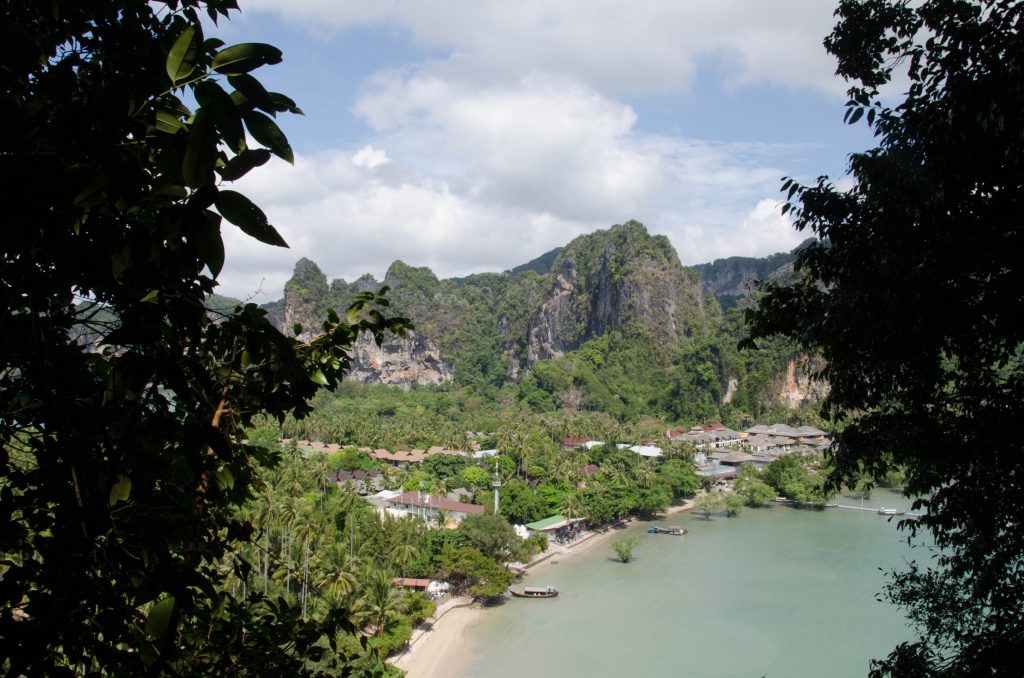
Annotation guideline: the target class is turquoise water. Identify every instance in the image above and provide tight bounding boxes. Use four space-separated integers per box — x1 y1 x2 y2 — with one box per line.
459 489 923 678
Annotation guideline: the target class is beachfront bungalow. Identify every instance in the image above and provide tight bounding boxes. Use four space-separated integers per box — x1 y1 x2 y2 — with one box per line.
388 491 485 526
525 514 587 543
666 424 742 449
370 446 467 468
392 577 431 591
563 437 593 448
626 444 663 458
364 490 409 519
714 451 755 467
329 469 383 495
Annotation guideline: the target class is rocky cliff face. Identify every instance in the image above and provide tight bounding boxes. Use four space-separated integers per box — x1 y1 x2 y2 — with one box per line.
277 258 453 386
524 221 709 365
774 356 830 409
346 331 453 388
693 242 808 308
269 223 825 414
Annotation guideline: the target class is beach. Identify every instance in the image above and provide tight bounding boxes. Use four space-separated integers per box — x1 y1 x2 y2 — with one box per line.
391 498 697 677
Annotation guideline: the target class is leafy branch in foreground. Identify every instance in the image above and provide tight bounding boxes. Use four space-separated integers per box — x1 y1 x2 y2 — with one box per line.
0 1 405 675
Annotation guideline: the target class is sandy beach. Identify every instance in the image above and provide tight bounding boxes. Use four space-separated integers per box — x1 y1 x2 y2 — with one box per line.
390 498 696 676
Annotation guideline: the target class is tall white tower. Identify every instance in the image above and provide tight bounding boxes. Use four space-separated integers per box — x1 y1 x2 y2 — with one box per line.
492 458 501 514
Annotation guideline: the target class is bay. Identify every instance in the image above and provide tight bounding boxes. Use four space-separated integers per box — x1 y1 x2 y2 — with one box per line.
458 489 923 678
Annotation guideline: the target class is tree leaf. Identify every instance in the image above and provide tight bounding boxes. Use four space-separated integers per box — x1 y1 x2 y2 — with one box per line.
215 190 288 248
108 474 132 506
228 74 275 114
243 111 293 163
269 92 304 116
310 369 329 386
154 109 186 134
166 24 203 83
218 149 271 181
183 107 217 188
196 210 225 277
214 467 235 491
146 596 176 638
211 43 283 75
197 81 245 153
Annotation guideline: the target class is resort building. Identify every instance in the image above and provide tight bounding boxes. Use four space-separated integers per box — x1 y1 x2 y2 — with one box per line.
387 491 485 526
370 447 467 468
524 514 587 543
666 424 742 449
328 469 383 495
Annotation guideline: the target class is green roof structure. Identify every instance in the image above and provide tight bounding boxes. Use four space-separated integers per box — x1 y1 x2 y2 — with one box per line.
525 514 570 531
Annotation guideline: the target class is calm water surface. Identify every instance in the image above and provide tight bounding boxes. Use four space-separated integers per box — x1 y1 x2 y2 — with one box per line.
459 489 923 678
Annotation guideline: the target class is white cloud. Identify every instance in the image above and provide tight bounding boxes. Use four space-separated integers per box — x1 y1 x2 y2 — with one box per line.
211 1 849 299
351 145 390 169
215 85 806 298
247 0 846 97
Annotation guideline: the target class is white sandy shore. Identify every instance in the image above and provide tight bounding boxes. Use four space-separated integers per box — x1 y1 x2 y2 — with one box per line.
389 497 697 676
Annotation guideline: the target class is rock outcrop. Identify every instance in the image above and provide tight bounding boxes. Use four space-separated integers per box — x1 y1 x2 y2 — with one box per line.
276 258 453 386
774 356 830 409
524 221 709 365
346 331 453 388
693 240 809 308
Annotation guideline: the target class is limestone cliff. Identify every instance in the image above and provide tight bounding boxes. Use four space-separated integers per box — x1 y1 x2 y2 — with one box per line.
524 221 710 366
346 331 454 388
277 258 453 386
774 356 830 409
693 240 809 309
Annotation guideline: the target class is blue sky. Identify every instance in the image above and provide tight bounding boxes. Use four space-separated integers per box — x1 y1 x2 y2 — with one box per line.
213 1 877 301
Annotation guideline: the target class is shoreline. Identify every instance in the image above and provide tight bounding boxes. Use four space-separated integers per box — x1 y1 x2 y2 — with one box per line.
390 497 697 677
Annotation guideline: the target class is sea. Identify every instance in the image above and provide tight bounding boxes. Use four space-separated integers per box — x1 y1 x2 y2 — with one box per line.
457 489 924 678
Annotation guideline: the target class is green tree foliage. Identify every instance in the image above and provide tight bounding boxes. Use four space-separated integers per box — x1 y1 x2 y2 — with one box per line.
437 547 515 599
723 493 744 517
733 465 775 507
747 1 1024 672
420 453 469 480
0 2 407 674
459 465 492 490
762 455 830 507
455 514 528 563
610 536 642 563
694 493 724 520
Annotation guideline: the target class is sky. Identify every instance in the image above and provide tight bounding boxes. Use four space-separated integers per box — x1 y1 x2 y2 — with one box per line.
211 1 877 302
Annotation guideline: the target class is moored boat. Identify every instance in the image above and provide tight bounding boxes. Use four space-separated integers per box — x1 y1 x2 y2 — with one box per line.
648 526 687 535
510 586 558 598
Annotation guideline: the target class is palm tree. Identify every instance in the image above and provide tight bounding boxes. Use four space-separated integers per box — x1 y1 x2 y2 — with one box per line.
391 543 419 581
337 484 359 559
356 570 401 637
434 508 449 529
293 512 318 619
560 492 585 523
318 544 361 605
314 453 333 510
257 480 277 594
277 498 300 593
635 460 656 489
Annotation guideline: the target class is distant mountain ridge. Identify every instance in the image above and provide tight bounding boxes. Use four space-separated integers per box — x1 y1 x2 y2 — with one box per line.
219 222 814 419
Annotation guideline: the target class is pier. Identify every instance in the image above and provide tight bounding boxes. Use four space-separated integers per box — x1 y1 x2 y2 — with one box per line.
832 504 922 519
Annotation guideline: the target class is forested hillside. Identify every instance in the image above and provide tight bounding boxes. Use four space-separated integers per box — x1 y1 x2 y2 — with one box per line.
257 221 819 435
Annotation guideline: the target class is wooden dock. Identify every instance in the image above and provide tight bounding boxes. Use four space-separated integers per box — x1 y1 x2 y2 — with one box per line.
833 504 922 519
